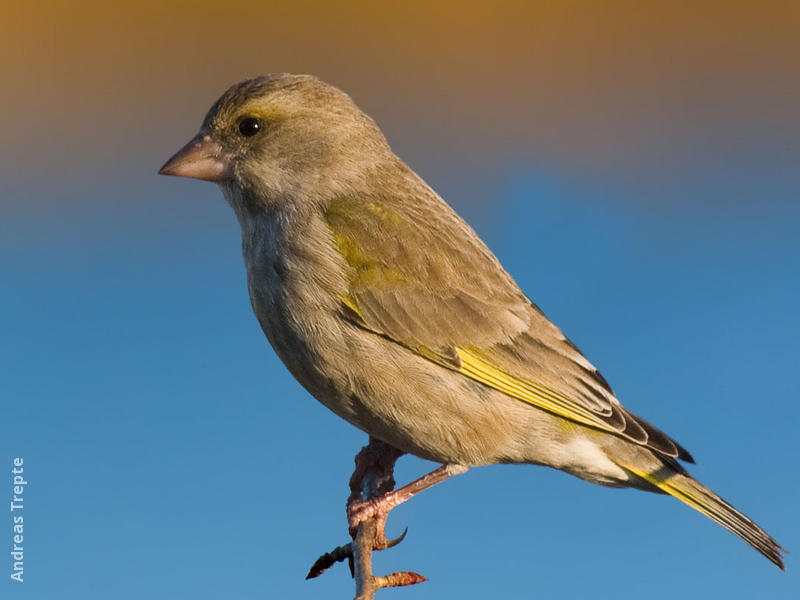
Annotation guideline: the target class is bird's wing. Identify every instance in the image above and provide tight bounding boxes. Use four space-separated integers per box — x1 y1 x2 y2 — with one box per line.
325 190 692 461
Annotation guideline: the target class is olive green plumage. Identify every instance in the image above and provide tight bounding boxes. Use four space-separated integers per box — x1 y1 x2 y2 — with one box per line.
160 73 784 568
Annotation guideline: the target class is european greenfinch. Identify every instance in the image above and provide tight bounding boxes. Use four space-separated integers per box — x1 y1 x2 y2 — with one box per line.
159 74 784 569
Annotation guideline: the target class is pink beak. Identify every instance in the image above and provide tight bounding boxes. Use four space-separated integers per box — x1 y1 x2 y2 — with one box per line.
158 134 232 182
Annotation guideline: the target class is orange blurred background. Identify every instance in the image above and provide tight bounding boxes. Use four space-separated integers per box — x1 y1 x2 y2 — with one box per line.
3 1 798 202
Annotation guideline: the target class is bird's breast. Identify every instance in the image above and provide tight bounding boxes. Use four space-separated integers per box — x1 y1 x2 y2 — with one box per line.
240 210 359 415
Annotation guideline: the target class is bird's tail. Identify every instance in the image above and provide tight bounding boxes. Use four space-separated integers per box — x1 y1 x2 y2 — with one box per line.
622 463 786 569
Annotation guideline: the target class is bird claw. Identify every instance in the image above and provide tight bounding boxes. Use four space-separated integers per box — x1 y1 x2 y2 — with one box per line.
383 526 408 549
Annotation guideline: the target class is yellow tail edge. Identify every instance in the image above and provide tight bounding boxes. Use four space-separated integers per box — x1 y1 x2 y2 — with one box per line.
624 464 786 570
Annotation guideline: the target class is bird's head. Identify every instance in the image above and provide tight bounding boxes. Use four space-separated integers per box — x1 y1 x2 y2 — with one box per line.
159 74 392 208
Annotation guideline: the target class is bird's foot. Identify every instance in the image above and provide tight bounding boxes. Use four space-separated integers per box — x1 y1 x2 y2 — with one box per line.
347 497 387 540
346 501 408 549
306 438 467 592
347 462 469 539
307 438 408 580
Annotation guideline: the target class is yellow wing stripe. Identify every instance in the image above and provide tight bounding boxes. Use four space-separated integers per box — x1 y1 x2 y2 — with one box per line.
455 347 611 431
340 294 616 434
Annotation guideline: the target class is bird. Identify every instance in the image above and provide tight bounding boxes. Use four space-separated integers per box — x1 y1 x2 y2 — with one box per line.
159 73 785 569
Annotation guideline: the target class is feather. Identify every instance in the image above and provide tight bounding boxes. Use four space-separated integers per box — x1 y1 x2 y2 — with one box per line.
325 182 690 461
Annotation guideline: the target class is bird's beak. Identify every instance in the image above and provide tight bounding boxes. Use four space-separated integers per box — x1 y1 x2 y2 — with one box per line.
158 134 232 182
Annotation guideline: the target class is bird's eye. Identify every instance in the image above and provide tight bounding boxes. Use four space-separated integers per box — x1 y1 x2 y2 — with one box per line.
238 117 262 137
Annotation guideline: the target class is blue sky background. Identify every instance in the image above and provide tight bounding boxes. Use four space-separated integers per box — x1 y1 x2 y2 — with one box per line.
2 163 798 599
3 2 800 598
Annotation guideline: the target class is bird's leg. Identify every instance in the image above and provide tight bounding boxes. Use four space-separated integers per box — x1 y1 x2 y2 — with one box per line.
347 463 470 539
347 438 405 549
